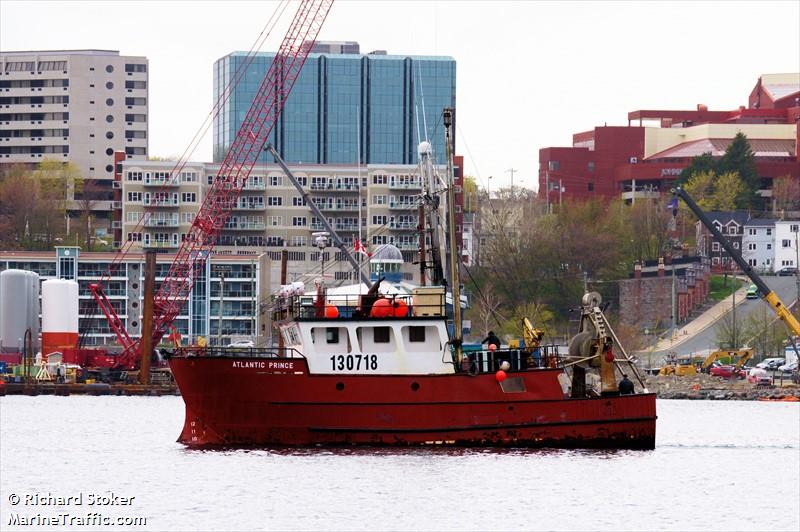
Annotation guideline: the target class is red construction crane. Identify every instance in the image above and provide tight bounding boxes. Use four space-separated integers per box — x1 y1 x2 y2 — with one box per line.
90 0 335 369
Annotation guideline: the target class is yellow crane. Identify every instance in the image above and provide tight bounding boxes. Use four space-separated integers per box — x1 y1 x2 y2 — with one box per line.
673 187 800 350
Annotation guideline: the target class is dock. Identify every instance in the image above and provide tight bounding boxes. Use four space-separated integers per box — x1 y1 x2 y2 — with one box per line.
0 382 179 396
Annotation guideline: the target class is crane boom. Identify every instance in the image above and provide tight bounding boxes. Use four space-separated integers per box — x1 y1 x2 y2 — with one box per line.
107 0 335 368
673 186 800 339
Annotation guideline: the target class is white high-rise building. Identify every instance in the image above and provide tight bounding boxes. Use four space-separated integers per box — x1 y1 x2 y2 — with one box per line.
0 49 148 224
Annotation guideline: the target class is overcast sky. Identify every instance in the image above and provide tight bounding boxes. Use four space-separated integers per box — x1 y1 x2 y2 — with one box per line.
1 1 798 192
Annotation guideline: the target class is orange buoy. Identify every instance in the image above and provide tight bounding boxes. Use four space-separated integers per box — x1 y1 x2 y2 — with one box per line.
495 370 507 382
392 298 408 317
370 298 392 318
324 304 339 318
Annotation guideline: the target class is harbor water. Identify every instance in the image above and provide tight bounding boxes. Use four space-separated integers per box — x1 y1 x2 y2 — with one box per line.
1 397 798 531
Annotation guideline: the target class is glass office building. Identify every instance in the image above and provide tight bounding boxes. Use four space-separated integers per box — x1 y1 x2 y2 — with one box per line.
213 46 456 165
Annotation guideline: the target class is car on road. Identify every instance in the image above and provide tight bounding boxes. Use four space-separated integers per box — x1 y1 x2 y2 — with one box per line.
747 367 772 385
777 266 798 277
746 284 759 299
756 358 785 370
709 365 746 379
777 361 798 373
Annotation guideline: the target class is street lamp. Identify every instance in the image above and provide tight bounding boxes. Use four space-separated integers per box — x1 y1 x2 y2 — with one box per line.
487 176 493 199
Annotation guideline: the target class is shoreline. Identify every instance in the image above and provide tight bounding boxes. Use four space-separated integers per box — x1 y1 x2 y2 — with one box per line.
643 374 799 401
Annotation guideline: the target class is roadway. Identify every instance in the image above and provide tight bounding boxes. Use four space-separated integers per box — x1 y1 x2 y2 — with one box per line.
646 275 799 360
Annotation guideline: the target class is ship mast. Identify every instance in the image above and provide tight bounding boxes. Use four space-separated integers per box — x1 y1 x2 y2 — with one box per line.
443 108 463 363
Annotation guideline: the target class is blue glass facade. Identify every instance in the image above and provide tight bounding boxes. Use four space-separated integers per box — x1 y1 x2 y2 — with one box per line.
213 51 456 165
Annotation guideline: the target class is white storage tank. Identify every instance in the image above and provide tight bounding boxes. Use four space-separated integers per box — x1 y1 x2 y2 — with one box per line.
41 279 79 357
0 269 40 355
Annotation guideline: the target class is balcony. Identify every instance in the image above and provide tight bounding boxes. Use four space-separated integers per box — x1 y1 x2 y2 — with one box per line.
319 203 359 212
395 242 419 251
223 221 266 231
234 202 266 211
389 181 422 190
388 201 417 210
143 176 179 187
144 196 179 207
242 181 266 191
144 240 178 249
144 217 179 228
389 221 418 230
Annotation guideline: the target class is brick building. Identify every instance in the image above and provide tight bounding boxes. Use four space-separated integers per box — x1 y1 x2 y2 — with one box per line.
619 256 710 331
538 74 800 205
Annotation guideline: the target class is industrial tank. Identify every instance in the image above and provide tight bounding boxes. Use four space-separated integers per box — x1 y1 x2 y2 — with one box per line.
0 269 40 355
41 279 79 357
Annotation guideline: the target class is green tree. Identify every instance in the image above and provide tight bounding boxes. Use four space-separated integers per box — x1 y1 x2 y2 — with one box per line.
0 165 40 249
718 133 759 207
712 171 748 210
677 152 715 185
462 176 478 213
683 170 717 211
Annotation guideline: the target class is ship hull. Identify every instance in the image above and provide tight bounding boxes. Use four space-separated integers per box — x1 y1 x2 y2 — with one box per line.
169 355 656 449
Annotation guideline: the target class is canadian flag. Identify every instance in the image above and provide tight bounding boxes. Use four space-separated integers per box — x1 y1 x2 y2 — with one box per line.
354 240 372 257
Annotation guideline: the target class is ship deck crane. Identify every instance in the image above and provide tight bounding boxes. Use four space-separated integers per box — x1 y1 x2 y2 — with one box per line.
89 0 335 369
673 186 800 352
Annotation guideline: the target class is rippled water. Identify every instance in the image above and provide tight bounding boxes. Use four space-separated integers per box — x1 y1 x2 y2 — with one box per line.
1 397 798 531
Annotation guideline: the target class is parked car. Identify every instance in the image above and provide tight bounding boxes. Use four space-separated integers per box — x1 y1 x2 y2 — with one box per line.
756 358 785 370
777 361 798 373
709 365 746 379
777 267 798 277
746 284 759 299
747 367 772 385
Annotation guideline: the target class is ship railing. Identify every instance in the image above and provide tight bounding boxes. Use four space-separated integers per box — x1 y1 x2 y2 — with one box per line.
174 346 305 359
277 292 447 320
460 345 564 375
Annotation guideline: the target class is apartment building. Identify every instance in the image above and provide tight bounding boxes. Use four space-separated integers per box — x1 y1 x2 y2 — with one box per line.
775 220 800 272
0 50 148 233
742 219 776 273
0 247 269 347
119 159 465 290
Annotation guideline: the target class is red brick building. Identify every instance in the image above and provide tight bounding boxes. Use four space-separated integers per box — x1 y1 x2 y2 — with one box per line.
539 74 800 205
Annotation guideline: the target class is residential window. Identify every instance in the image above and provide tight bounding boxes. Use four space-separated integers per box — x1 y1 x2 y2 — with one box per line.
126 211 142 222
733 242 739 249
291 236 306 247
767 244 772 250
125 64 147 73
292 216 307 227
372 194 387 205
748 243 756 251
127 191 142 203
270 216 282 226
181 192 196 203
548 161 560 171
270 176 282 187
127 232 142 242
292 197 306 206
180 171 197 183
712 242 720 252
372 235 387 245
268 196 283 206
782 239 791 248
372 174 388 185
295 176 307 186
372 215 387 225
588 183 594 192
181 212 195 224
748 228 756 236
126 171 142 182
588 162 595 172
791 224 799 233
767 228 772 236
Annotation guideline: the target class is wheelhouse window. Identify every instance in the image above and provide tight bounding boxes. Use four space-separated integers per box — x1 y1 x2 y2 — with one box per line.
326 327 339 344
374 327 390 343
409 326 426 343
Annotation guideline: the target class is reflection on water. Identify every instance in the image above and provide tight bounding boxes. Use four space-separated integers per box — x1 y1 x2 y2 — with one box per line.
1 397 798 531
